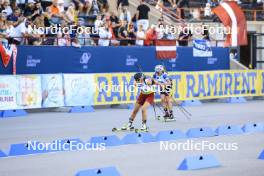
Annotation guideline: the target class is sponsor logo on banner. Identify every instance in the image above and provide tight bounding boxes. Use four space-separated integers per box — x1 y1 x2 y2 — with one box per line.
16 75 42 109
80 52 91 69
0 76 17 110
64 74 94 106
193 39 213 57
41 74 64 107
126 55 138 66
26 55 41 67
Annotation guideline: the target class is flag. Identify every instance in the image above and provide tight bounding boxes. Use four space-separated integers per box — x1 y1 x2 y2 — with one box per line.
156 40 176 59
0 43 16 68
212 1 247 47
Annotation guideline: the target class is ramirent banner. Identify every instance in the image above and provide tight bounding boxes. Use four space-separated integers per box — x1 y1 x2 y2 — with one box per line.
93 70 263 105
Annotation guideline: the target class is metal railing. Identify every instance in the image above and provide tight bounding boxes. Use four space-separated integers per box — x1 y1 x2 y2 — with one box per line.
0 36 225 47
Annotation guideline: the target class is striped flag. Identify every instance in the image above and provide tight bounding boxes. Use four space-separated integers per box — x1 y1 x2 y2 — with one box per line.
156 40 177 59
212 1 247 47
0 43 17 74
0 43 16 67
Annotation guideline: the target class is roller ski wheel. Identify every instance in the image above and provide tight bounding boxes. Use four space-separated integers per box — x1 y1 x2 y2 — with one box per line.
135 128 149 133
112 127 135 132
164 117 176 122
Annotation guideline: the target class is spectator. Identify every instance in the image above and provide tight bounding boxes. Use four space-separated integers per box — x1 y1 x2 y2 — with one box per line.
0 12 9 44
79 0 91 17
117 0 129 9
166 25 176 40
136 0 150 31
2 0 12 16
46 0 67 24
109 11 120 38
41 0 53 11
136 24 145 46
117 20 128 45
98 0 109 12
77 29 95 46
127 21 135 45
27 16 44 45
56 32 71 46
65 2 77 23
25 1 43 21
94 14 103 31
23 0 36 18
204 3 212 18
190 8 201 21
119 6 131 22
157 17 165 39
8 17 27 45
7 8 21 24
98 22 112 46
90 0 100 16
202 26 210 40
176 0 189 19
178 27 192 46
144 24 157 46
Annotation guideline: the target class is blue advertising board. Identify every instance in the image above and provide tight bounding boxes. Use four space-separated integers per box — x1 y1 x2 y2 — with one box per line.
0 46 230 74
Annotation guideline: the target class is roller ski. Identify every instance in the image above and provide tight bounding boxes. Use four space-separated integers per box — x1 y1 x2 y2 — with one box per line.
112 123 135 132
158 111 176 122
135 123 149 133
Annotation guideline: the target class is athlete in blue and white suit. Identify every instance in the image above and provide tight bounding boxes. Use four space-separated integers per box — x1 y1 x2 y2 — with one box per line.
153 65 174 119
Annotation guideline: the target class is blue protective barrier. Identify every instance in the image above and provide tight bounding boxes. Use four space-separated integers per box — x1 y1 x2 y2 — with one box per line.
0 46 230 74
215 125 244 136
186 127 216 138
9 142 50 156
259 150 264 159
178 154 221 170
122 132 156 144
76 166 121 176
242 123 264 133
225 97 247 103
89 135 123 147
181 100 202 106
69 106 95 113
155 130 186 141
0 150 7 157
1 109 27 118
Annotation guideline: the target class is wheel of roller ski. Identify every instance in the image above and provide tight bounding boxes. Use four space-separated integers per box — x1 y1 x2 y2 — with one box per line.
112 128 117 132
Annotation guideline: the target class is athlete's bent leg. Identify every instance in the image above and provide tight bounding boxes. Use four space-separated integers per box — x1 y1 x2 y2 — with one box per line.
130 103 141 121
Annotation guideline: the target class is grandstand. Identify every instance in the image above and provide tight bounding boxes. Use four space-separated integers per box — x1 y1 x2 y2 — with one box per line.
0 0 264 176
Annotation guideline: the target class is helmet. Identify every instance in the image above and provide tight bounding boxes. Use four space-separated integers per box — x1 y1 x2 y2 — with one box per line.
134 72 144 82
155 65 164 72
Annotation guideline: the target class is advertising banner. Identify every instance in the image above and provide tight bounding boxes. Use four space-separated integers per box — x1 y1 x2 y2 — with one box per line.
64 74 94 106
0 76 17 110
41 74 64 107
16 75 42 109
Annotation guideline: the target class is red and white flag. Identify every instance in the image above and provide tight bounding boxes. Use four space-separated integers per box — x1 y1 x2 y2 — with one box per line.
212 1 247 47
156 40 176 59
0 43 17 68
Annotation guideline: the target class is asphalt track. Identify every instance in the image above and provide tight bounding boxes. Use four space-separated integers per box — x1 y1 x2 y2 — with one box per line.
0 100 264 176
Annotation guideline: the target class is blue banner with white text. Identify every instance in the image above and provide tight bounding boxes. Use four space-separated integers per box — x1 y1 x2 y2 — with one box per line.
0 46 230 74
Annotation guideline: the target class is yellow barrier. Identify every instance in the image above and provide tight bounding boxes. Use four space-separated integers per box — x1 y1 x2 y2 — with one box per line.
93 70 264 105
